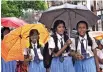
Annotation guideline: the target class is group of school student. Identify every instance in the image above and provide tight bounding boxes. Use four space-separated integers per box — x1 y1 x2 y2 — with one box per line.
1 20 103 72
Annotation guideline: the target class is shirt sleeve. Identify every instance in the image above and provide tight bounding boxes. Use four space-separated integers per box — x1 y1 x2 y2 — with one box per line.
48 37 55 49
91 37 98 50
97 49 103 59
70 38 76 51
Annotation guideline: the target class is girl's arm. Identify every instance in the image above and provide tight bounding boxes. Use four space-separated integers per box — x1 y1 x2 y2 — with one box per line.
69 50 76 57
24 55 32 62
53 44 69 57
23 48 32 63
69 38 83 60
93 49 100 72
69 50 83 60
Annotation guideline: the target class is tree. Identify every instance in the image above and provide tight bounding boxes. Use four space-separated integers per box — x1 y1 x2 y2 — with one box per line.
1 0 48 17
21 1 48 10
1 1 23 17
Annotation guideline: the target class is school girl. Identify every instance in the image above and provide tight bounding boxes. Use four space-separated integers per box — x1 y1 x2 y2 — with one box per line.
48 20 75 72
70 21 100 72
23 29 46 72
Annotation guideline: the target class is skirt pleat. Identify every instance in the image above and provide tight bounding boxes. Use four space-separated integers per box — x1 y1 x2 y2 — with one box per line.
51 56 75 72
28 60 46 72
74 57 96 72
1 58 16 72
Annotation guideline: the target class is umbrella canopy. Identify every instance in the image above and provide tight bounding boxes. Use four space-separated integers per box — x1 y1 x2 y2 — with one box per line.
94 35 103 45
89 31 103 38
89 31 103 45
39 3 99 36
94 35 103 40
1 24 49 62
1 17 27 28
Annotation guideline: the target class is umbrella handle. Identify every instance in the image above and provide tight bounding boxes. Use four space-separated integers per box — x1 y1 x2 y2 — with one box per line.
19 35 22 39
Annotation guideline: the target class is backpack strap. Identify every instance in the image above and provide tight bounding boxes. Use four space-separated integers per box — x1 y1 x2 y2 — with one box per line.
51 35 59 53
72 37 79 65
75 37 79 52
64 34 70 52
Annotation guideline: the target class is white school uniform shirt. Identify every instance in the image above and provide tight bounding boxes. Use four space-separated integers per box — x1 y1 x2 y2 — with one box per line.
48 33 68 56
23 42 43 61
97 49 103 69
70 34 98 57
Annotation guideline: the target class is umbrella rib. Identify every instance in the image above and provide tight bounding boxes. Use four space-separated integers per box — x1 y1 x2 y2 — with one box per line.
7 21 19 27
10 34 19 36
5 28 23 43
5 36 19 44
69 9 93 22
70 9 86 18
70 9 94 25
7 37 19 61
22 25 35 35
20 27 22 36
52 10 66 27
68 10 71 37
53 10 66 19
8 37 19 52
9 19 22 27
20 35 22 54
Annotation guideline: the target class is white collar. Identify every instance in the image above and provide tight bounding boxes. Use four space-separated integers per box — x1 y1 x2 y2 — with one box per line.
56 33 64 40
31 42 37 48
79 34 87 41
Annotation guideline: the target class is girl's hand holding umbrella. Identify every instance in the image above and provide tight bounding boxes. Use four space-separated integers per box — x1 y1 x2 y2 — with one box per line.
24 55 32 64
74 52 83 60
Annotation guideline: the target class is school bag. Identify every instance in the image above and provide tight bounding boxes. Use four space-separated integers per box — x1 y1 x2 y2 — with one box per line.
43 42 52 69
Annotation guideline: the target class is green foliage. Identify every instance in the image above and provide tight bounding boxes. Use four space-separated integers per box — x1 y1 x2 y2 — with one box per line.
1 0 48 17
1 1 23 17
20 1 48 10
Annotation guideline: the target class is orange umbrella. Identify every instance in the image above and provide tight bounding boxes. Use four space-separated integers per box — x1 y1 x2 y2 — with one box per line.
94 35 103 40
1 24 50 62
94 35 103 45
89 31 103 45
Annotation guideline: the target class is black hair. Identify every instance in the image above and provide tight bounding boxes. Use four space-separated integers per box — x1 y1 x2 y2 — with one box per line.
76 21 88 30
53 20 66 32
1 27 10 40
52 20 70 53
76 21 92 47
28 29 41 49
